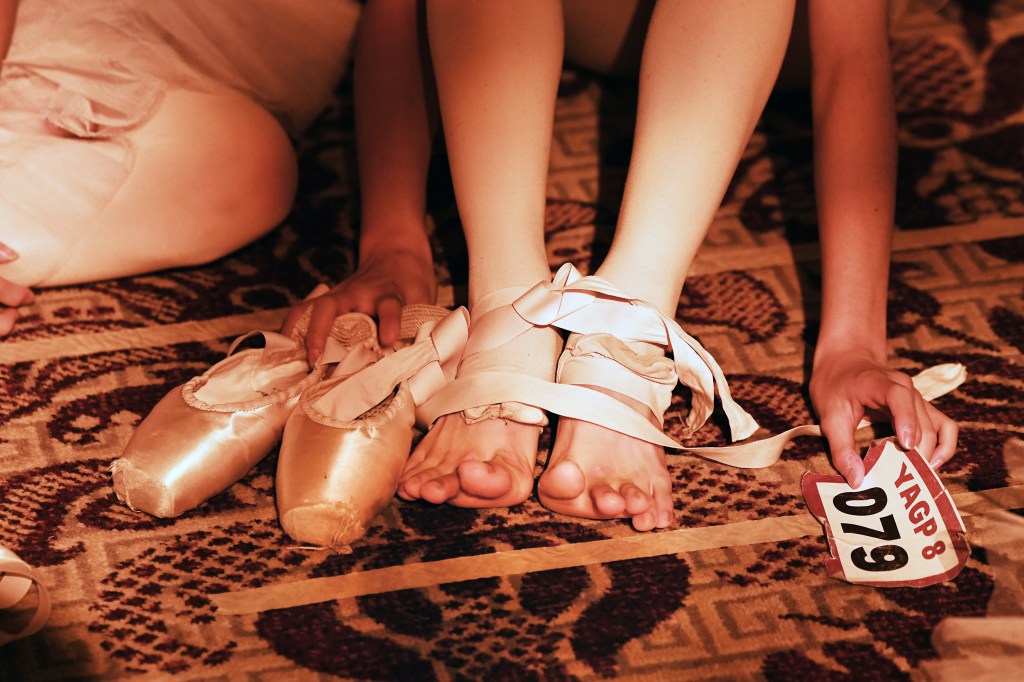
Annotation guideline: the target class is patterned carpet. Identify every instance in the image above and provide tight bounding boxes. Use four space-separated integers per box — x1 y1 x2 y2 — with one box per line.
3 3 1024 680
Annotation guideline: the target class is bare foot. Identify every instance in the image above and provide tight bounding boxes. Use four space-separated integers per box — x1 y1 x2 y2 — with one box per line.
397 307 562 508
397 414 542 507
538 389 674 532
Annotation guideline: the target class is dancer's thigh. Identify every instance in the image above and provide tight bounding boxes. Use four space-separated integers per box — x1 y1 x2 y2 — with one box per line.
562 0 651 77
2 88 297 287
563 0 810 88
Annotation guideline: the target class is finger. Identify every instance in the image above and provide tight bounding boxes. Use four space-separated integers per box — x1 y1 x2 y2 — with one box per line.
305 297 340 365
820 409 865 488
346 286 380 316
0 308 18 336
0 242 19 263
305 283 331 300
0 278 34 307
281 284 332 336
912 391 938 461
927 404 959 469
884 381 920 450
280 302 311 337
376 296 404 347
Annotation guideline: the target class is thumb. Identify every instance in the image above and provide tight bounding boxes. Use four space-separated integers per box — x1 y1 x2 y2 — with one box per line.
820 410 865 488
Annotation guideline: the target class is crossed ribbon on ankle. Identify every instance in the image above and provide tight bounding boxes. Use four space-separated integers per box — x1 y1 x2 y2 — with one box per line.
423 263 967 469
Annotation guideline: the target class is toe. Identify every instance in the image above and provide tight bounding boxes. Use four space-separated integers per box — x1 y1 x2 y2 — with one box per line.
620 484 651 516
457 460 513 500
396 472 426 500
631 509 658 532
590 484 627 518
538 460 586 501
421 473 461 505
653 482 674 529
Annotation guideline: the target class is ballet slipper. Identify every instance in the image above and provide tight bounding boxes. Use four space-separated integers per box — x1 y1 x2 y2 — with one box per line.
276 305 469 550
111 313 380 518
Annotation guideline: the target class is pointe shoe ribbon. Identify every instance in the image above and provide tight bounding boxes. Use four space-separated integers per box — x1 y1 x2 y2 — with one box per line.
514 263 756 441
411 262 757 448
486 264 965 469
0 545 50 646
276 306 469 549
679 362 967 468
298 306 470 426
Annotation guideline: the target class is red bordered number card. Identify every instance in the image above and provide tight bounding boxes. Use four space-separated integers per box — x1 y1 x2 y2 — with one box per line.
801 440 970 588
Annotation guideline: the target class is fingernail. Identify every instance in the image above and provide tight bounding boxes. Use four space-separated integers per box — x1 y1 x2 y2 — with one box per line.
844 455 865 488
0 243 18 262
899 429 914 450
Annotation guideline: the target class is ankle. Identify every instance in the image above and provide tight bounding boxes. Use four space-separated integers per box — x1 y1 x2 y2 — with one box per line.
592 261 684 318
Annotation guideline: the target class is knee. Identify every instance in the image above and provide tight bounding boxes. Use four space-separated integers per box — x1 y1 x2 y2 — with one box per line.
188 91 298 257
139 89 299 268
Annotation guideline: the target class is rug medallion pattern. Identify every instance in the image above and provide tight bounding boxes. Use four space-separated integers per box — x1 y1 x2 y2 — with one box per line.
2 4 1023 680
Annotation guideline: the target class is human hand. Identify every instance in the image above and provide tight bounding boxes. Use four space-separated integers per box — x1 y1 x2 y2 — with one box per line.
1 242 35 335
809 350 959 488
281 248 436 364
0 275 34 336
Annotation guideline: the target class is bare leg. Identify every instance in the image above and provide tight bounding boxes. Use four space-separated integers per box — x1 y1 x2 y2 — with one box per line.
539 0 796 530
397 0 564 507
285 0 440 354
1 88 296 289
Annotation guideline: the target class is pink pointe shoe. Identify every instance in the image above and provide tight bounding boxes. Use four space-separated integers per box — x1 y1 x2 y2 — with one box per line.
276 305 469 550
111 314 381 518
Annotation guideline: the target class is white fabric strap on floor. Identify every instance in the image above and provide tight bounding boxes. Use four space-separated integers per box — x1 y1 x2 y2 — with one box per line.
0 545 51 646
680 362 967 468
211 485 1024 616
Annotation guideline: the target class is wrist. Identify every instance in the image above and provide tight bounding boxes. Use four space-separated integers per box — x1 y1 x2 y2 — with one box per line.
358 224 432 263
813 335 887 370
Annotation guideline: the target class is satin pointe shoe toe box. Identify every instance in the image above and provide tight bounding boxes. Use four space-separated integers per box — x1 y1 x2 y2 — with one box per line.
277 382 417 549
111 370 315 518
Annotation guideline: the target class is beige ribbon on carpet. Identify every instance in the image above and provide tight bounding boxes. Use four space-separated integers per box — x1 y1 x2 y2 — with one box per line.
0 545 51 646
681 361 967 468
211 359 971 615
211 485 1024 615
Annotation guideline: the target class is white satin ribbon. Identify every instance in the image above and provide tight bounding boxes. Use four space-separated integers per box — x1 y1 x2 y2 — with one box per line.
311 308 471 426
0 545 50 646
513 263 758 441
417 265 968 469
